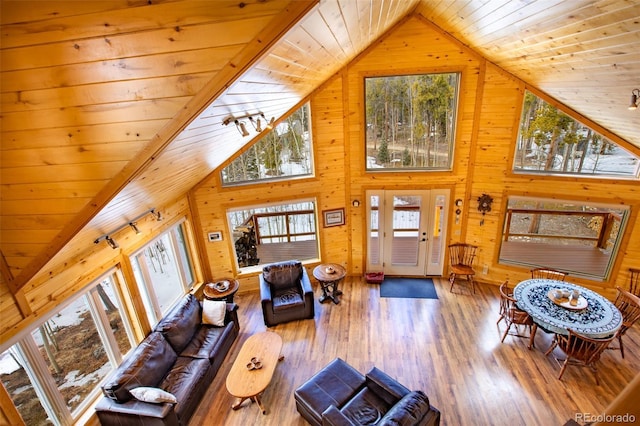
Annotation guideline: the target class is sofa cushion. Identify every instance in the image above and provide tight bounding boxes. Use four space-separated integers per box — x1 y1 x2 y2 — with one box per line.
272 288 304 311
340 386 389 425
180 322 234 359
295 358 365 425
263 260 303 291
377 390 431 426
160 357 210 420
102 332 177 403
155 294 201 353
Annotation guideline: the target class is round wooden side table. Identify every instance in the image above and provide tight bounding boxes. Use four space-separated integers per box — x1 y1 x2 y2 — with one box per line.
313 264 346 304
204 278 239 303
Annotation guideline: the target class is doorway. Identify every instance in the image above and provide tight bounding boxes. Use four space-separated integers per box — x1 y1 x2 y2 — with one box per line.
366 189 449 276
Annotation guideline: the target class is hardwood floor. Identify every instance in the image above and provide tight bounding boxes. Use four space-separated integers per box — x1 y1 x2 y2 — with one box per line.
190 277 639 425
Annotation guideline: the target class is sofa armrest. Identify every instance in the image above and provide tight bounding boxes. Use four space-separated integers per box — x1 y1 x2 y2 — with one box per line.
225 302 239 324
365 367 410 405
95 396 179 426
259 274 273 304
322 405 357 426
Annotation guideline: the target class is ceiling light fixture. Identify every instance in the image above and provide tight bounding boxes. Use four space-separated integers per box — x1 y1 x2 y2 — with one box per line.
129 222 141 234
222 112 275 136
105 236 119 249
629 89 640 111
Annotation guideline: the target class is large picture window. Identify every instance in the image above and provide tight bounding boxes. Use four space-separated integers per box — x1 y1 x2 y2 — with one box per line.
0 271 135 426
513 91 639 178
365 72 459 170
221 102 313 185
498 196 629 280
227 200 319 271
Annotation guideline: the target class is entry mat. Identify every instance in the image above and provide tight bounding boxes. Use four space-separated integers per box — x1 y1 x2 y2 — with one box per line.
379 277 438 299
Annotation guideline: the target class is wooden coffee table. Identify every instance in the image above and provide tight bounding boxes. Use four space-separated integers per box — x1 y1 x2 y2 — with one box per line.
225 331 284 414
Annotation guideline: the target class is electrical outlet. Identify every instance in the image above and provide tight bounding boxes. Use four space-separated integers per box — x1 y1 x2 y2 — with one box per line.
482 264 489 274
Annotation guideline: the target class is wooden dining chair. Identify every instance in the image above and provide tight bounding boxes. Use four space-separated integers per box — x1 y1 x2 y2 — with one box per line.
545 328 614 385
498 281 537 349
629 268 640 297
448 243 477 293
610 286 640 358
530 267 568 281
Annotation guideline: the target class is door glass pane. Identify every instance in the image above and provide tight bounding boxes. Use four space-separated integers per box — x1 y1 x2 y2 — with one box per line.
31 297 111 413
0 349 52 426
430 195 445 265
369 195 380 266
391 195 421 265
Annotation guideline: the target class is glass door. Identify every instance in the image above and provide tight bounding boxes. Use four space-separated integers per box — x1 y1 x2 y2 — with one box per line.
367 189 448 276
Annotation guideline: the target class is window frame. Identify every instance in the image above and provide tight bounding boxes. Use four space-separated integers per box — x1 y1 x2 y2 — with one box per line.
512 90 640 180
226 198 321 274
364 71 461 172
1 269 136 426
498 195 630 281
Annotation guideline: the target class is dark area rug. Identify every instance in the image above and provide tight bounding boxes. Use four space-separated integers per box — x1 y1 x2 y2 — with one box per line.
379 277 438 299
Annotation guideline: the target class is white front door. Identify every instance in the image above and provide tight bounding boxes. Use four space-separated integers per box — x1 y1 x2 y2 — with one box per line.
366 189 448 276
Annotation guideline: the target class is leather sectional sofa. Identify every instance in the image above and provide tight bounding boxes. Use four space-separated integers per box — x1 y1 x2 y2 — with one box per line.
95 294 239 426
295 358 441 426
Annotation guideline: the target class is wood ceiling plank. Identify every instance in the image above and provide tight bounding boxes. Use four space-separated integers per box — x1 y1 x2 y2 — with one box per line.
1 73 215 113
0 45 242 92
1 181 107 201
1 141 146 168
0 120 166 150
1 198 90 216
1 163 126 185
1 97 188 131
1 16 274 71
1 0 288 48
0 215 77 231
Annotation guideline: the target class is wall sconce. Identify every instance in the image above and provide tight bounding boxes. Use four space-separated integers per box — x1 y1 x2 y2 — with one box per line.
222 112 276 137
352 200 360 207
94 208 162 248
629 89 639 110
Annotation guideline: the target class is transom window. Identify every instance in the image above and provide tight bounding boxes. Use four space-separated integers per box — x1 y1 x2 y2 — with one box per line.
498 196 630 280
513 91 639 178
227 200 319 271
365 72 460 170
221 102 313 185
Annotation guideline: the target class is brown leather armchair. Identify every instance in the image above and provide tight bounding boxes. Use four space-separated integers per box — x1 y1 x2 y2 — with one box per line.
260 260 315 327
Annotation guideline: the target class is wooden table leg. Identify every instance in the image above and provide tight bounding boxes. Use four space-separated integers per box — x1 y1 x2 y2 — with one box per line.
252 395 266 415
231 397 248 410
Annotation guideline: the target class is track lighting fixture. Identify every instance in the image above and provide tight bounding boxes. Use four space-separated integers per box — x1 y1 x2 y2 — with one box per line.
105 236 119 249
629 89 639 111
222 112 276 137
94 208 161 248
129 222 141 234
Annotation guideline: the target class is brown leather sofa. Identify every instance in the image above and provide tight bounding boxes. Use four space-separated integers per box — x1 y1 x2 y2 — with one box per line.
95 294 239 426
260 260 315 327
295 358 441 426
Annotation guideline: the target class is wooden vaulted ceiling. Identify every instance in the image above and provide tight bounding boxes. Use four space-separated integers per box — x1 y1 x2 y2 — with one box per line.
1 0 639 293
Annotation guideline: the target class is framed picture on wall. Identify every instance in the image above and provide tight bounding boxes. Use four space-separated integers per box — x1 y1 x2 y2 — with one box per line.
323 208 345 227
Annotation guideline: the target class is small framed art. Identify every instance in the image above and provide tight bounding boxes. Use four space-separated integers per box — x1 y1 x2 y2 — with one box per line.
323 208 345 228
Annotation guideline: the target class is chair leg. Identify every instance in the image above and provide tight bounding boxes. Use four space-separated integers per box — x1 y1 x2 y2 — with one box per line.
449 273 455 292
501 323 512 343
619 334 625 359
545 335 558 356
557 358 569 381
527 324 537 350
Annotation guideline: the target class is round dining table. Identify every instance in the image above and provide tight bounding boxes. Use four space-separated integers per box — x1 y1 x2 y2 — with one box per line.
513 278 622 338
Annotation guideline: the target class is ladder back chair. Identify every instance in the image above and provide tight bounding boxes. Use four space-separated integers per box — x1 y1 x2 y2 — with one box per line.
448 243 477 293
530 267 568 281
629 268 640 297
610 286 640 359
545 328 615 385
498 281 537 349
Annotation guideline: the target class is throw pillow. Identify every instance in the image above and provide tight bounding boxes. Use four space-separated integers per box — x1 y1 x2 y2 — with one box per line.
129 387 177 404
202 300 226 326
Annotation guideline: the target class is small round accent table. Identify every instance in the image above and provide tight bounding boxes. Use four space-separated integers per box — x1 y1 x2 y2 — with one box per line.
313 264 346 304
203 278 239 303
